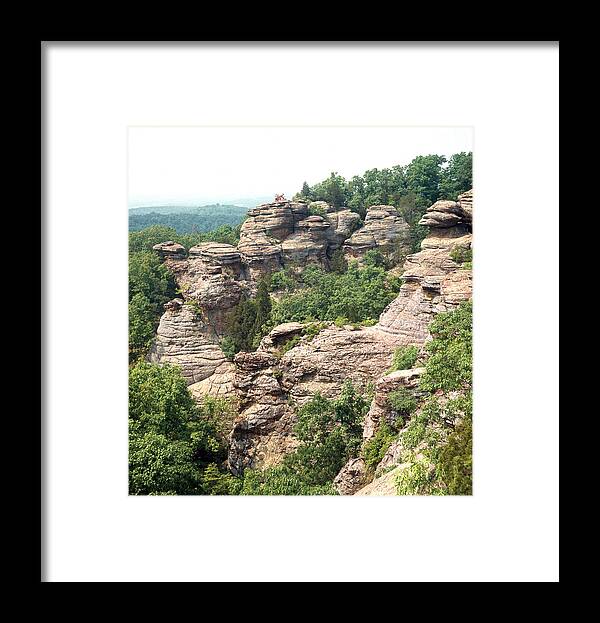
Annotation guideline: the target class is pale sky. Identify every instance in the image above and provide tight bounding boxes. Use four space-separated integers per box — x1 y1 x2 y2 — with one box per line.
128 126 473 208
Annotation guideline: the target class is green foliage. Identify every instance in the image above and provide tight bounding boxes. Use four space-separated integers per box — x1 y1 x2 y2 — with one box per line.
329 248 348 274
267 263 401 327
129 431 201 496
363 249 388 269
129 223 242 256
128 294 156 362
438 152 473 201
437 413 472 495
308 203 327 217
128 362 225 495
224 277 272 355
129 225 179 253
279 334 301 355
388 387 417 417
310 172 348 208
393 301 473 495
420 300 472 392
400 399 440 450
280 381 369 487
129 251 175 309
362 420 397 472
220 336 237 360
128 248 176 362
177 224 241 250
234 466 337 495
201 463 239 495
395 459 441 495
269 269 296 292
450 245 473 265
302 321 327 341
297 153 472 250
389 345 419 371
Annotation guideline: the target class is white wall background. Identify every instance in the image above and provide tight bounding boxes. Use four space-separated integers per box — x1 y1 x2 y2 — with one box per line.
44 43 559 582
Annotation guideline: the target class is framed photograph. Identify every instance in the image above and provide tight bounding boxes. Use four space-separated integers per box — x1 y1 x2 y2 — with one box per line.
43 41 559 582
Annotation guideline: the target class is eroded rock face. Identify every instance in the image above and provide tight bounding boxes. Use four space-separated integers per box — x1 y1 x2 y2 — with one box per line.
362 368 425 441
324 209 362 253
376 190 473 343
148 300 230 386
160 243 254 338
280 215 331 266
227 350 298 475
343 205 410 260
333 457 367 495
279 325 403 403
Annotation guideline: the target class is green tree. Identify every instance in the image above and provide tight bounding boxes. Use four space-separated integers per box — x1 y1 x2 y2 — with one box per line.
129 225 178 253
404 154 446 205
128 362 227 495
129 293 156 362
439 152 472 200
420 300 472 392
281 381 370 487
224 277 272 355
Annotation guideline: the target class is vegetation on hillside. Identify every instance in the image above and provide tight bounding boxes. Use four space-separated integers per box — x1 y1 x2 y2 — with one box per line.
129 204 247 234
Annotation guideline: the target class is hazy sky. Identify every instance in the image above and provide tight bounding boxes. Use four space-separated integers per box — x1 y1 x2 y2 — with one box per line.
128 126 473 207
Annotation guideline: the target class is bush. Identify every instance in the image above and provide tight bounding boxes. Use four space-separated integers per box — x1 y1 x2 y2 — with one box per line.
395 459 440 495
279 334 301 355
437 415 472 495
270 269 296 292
389 345 419 371
363 249 388 268
276 381 370 488
362 420 397 472
329 248 348 274
224 278 272 355
268 263 401 327
388 387 417 417
449 245 472 265
235 466 337 495
420 300 472 392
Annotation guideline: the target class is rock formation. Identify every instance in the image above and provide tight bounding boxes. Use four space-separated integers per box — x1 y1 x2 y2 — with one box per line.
362 367 425 441
226 191 473 475
146 192 473 476
148 299 231 386
343 205 411 260
376 190 472 343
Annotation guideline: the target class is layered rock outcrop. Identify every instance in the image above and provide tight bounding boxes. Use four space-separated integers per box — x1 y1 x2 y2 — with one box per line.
362 367 425 441
376 190 472 343
148 299 231 386
343 205 410 260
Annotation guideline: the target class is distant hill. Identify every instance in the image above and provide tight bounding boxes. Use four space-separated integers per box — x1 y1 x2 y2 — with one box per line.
128 204 248 233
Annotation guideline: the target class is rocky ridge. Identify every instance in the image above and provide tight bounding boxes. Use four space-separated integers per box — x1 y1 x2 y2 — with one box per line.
147 192 473 485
